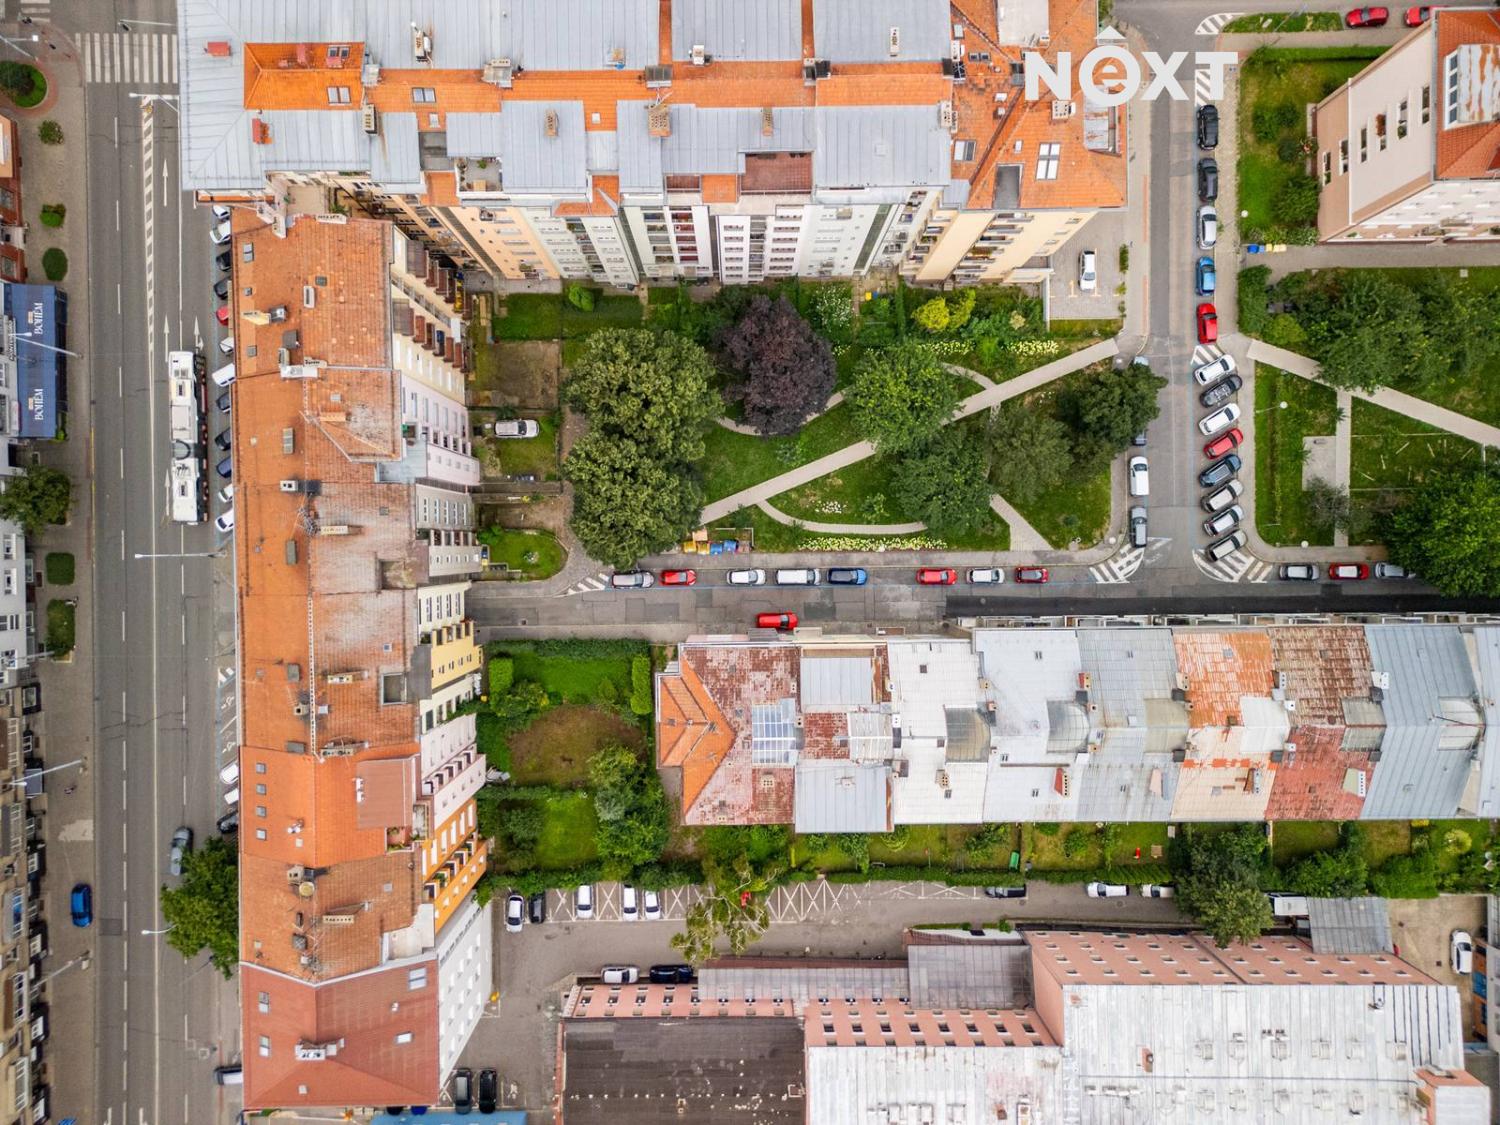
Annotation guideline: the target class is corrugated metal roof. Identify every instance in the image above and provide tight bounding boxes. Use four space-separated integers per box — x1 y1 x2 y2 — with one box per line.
497 101 588 195
663 105 817 174
806 1045 1065 1125
801 654 874 709
814 105 951 193
975 629 1085 765
812 0 952 62
1077 629 1186 761
906 941 1031 1009
698 963 908 1004
1306 896 1393 954
369 111 423 189
615 102 663 193
1471 628 1500 817
1073 758 1176 822
1361 625 1479 818
444 112 504 158
671 0 802 61
586 130 619 174
793 760 889 833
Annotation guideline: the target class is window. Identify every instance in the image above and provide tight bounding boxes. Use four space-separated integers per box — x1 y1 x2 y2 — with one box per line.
1421 84 1431 124
1375 113 1386 151
953 139 976 161
1035 142 1061 180
1322 152 1332 184
258 992 270 1014
412 87 437 104
408 966 428 990
258 1036 271 1058
395 1031 414 1045
1445 54 1459 126
1359 126 1368 162
1398 97 1409 139
1339 139 1349 173
326 86 350 105
326 44 351 64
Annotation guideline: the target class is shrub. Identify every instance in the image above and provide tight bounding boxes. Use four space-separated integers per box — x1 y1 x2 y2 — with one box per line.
488 656 514 698
1444 829 1473 856
1262 312 1308 350
0 62 35 103
566 282 597 312
1370 853 1439 899
475 712 511 771
1237 265 1272 337
45 599 74 656
39 204 64 228
1062 828 1093 858
1033 822 1062 837
912 296 951 333
594 677 619 706
37 120 61 145
629 654 653 716
41 249 67 282
43 552 73 585
1272 174 1320 226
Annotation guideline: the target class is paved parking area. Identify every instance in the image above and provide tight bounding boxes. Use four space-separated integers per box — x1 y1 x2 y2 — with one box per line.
1048 210 1129 321
1387 895 1486 1037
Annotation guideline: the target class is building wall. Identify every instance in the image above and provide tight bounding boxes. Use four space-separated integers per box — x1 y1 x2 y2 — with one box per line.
423 744 485 831
0 523 26 684
420 711 475 778
426 621 480 694
418 582 469 632
442 204 558 280
1344 33 1438 217
436 895 492 1077
420 671 477 735
400 376 471 459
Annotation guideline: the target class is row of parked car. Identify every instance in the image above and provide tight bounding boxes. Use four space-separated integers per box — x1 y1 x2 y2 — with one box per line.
504 883 661 930
1278 562 1413 582
612 566 1053 589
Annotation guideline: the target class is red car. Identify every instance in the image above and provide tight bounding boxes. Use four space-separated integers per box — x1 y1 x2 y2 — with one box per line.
1404 5 1431 26
1346 5 1389 25
1203 428 1244 459
1014 567 1049 584
916 567 958 586
1329 563 1371 580
756 612 797 631
1196 303 1218 345
660 569 696 586
216 304 231 326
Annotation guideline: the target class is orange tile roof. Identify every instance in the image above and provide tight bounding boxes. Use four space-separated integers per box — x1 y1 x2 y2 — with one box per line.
700 174 741 203
1434 10 1500 179
243 43 367 111
657 657 736 812
1173 631 1276 728
555 175 621 217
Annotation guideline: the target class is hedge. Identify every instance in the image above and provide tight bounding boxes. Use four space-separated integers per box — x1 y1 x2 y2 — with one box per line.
825 866 1024 887
1027 863 1175 887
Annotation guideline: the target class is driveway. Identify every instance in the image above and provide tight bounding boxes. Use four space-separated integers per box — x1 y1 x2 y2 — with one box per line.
1048 211 1129 323
1387 895 1487 1038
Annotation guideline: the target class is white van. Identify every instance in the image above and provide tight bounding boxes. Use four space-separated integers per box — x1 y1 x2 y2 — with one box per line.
210 363 236 388
1086 882 1128 898
775 569 819 586
218 760 239 787
1267 893 1310 919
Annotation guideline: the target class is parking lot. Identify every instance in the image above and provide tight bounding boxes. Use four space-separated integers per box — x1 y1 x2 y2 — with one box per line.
1387 895 1487 1038
1047 210 1128 322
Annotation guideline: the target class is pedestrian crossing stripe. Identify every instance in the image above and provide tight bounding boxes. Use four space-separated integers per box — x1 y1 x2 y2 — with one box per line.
81 32 178 85
1193 549 1271 584
561 573 610 597
1091 546 1144 585
1195 12 1243 35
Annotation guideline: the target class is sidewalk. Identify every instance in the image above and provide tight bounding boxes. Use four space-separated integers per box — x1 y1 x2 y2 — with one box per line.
1258 240 1500 282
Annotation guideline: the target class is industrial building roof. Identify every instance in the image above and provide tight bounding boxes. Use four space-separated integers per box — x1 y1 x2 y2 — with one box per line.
812 0 952 63
671 0 803 61
792 760 891 833
906 939 1032 1009
1306 896 1394 954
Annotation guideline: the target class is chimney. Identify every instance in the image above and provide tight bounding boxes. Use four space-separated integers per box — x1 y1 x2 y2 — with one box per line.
544 109 559 138
760 106 774 137
205 40 232 58
295 43 310 67
648 102 671 138
251 119 273 145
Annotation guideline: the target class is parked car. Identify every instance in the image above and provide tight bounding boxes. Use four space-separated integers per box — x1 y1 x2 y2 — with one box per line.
1278 563 1320 581
621 885 640 921
1128 455 1149 497
218 335 235 356
1193 352 1236 386
223 786 239 807
212 277 231 301
219 759 240 787
1346 5 1390 26
1207 530 1248 561
1196 302 1218 344
450 1067 474 1114
527 891 547 924
643 890 662 921
1452 930 1475 974
1079 248 1098 292
215 304 230 326
827 567 868 585
967 568 1004 584
609 571 654 589
1203 505 1244 537
649 964 696 983
1198 454 1242 488
1197 157 1219 201
984 885 1028 899
1132 430 1147 447
214 509 235 534
214 428 233 452
1195 255 1217 297
1129 506 1147 549
215 388 232 414
916 567 957 585
218 481 235 504
492 418 540 438
478 1068 499 1115
1329 563 1371 580
505 893 524 933
1202 479 1244 513
1196 103 1219 149
727 568 766 585
1203 428 1243 459
1197 205 1218 250
1086 881 1129 898
216 809 239 835
601 966 640 984
1404 5 1431 26
1374 563 1414 579
1199 375 1242 409
1198 404 1241 437
774 568 819 585
210 220 232 245
212 1065 243 1086
215 456 233 480
576 884 594 919
1014 567 1049 584
214 248 233 273
1140 884 1176 898
211 204 232 222
70 883 93 927
660 569 696 586
168 826 193 877
756 612 798 631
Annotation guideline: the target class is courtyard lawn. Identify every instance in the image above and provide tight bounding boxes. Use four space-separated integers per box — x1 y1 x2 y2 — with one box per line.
496 639 646 703
1254 365 1340 547
494 291 643 341
506 705 648 788
44 552 74 585
488 413 561 478
478 527 566 580
700 402 861 503
1269 820 1412 868
532 792 600 868
1348 400 1486 544
1007 461 1111 550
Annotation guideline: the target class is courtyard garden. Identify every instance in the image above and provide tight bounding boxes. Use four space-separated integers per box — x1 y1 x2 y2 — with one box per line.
1252 364 1340 547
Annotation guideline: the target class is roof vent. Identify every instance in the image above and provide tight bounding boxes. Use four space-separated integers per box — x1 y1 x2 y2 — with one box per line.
760 106 774 137
205 40 232 58
606 46 626 69
1051 100 1075 120
802 58 831 83
360 104 378 134
690 44 707 66
888 27 901 56
482 58 514 88
544 109 559 138
648 102 672 138
251 119 272 145
412 26 432 63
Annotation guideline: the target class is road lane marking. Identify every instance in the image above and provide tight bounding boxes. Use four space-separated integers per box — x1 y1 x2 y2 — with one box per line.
1195 11 1243 35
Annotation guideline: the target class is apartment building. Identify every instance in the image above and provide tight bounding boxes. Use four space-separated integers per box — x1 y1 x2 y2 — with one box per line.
560 927 1486 1124
0 118 24 285
230 214 489 1110
1314 8 1500 241
177 0 1124 288
656 623 1500 827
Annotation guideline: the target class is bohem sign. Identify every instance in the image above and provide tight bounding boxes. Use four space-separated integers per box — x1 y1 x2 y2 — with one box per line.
3 282 67 440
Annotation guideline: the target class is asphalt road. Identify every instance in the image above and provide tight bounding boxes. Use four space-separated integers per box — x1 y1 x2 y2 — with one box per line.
69 0 238 1121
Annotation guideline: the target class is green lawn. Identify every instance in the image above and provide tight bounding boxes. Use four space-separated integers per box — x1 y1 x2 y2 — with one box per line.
44 552 74 585
1269 820 1412 868
1254 366 1340 546
507 704 646 787
1007 461 1111 550
495 292 643 341
1424 819 1492 874
1350 399 1485 494
1224 10 1342 31
498 640 645 703
45 599 74 657
700 402 861 503
532 792 600 867
486 413 560 478
478 527 566 580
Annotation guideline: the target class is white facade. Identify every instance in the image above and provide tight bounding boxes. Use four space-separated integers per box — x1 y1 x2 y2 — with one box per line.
0 522 25 685
418 582 469 632
435 895 492 1078
420 672 478 735
420 711 476 777
622 204 714 280
423 745 486 830
528 213 638 287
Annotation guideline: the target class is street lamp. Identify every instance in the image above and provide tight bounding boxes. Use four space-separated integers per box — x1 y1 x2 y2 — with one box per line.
120 19 176 30
134 550 223 560
9 757 83 787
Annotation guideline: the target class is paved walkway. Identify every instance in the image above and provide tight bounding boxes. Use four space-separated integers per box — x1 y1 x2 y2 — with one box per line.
756 499 926 536
715 390 848 436
1256 241 1500 282
1332 390 1352 549
989 495 1052 551
700 340 1120 523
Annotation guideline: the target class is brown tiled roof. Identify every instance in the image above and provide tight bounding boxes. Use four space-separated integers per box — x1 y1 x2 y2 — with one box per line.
657 657 737 812
1267 625 1374 726
1173 631 1276 729
1264 725 1370 820
1434 10 1500 180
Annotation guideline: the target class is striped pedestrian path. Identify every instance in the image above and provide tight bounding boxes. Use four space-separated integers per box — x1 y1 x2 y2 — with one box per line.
82 32 178 85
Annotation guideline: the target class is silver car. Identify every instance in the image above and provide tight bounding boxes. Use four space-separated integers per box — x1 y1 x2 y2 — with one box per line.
1193 353 1237 385
168 826 193 877
609 571 654 589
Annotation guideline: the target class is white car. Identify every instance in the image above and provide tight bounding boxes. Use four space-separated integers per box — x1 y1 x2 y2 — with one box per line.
1203 504 1243 537
621 885 639 921
967 568 1004 584
727 569 766 586
1079 249 1097 292
218 759 239 787
1197 205 1218 250
505 894 524 934
493 418 540 439
1128 455 1150 498
210 220 232 245
1140 883 1175 898
1086 882 1129 898
1198 403 1241 436
1374 563 1413 579
1192 353 1236 385
214 508 235 534
218 335 235 356
575 884 594 920
643 890 662 921
218 483 235 505
601 965 639 984
1452 930 1474 974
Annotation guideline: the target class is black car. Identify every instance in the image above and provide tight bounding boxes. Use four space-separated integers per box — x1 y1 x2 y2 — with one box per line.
984 884 1028 899
450 1067 474 1113
527 891 547 924
213 277 231 301
214 429 233 452
1197 157 1219 202
649 963 696 983
1198 374 1243 408
216 809 239 835
1198 453 1242 489
216 389 232 413
478 1068 498 1114
214 249 233 273
1197 103 1219 149
215 456 233 479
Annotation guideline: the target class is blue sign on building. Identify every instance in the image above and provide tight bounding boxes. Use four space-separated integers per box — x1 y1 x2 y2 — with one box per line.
4 282 67 439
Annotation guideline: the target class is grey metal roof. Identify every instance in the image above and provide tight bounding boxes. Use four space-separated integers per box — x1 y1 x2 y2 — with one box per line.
906 940 1031 1009
806 1045 1065 1125
846 710 894 762
586 130 619 174
1361 625 1479 818
496 102 588 195
1077 629 1186 760
793 760 890 833
664 106 817 174
814 106 951 195
1072 758 1176 822
943 707 993 763
444 112 504 158
615 102 663 193
1471 628 1500 817
699 962 908 1004
812 0 952 62
369 112 423 189
1306 896 1393 954
801 654 874 709
671 0 802 61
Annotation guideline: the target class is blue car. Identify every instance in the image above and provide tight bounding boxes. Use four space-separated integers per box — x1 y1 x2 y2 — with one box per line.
70 883 92 927
827 567 868 585
1195 255 1216 296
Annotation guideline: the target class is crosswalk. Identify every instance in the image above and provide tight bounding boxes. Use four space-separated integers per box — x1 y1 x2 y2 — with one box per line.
81 32 178 86
15 0 49 24
1194 548 1271 584
1195 11 1243 35
1091 545 1144 585
562 572 611 597
1192 343 1228 371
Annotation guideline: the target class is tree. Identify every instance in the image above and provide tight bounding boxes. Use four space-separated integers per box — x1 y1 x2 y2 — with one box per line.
565 282 596 311
1294 271 1428 391
37 120 62 145
717 296 835 435
988 403 1074 505
41 248 66 282
589 745 670 873
846 344 962 455
1283 825 1368 897
947 288 976 332
1304 477 1351 532
0 465 70 534
0 63 34 102
564 433 705 567
912 296 951 333
1061 366 1167 464
1385 469 1500 596
500 803 546 857
892 428 993 536
1176 825 1273 947
160 836 239 977
670 856 773 963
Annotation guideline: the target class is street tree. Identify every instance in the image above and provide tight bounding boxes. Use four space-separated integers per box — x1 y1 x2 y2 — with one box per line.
160 836 239 977
1061 365 1167 465
564 432 705 567
847 344 962 455
718 296 835 435
1385 468 1500 597
1304 477 1351 532
0 465 70 534
671 855 773 963
892 428 993 536
988 403 1074 505
0 63 35 102
1176 825 1273 947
